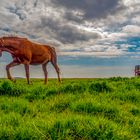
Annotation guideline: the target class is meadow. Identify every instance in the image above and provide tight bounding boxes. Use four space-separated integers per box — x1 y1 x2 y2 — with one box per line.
0 77 140 140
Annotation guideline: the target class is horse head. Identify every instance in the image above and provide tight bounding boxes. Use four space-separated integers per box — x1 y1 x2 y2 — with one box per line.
0 37 15 56
0 37 6 57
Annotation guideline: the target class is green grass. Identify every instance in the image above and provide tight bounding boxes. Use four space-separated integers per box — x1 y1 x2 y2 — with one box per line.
0 78 140 139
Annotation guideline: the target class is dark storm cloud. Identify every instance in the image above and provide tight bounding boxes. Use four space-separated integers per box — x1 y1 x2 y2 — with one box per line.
40 16 102 44
63 11 84 23
52 0 125 20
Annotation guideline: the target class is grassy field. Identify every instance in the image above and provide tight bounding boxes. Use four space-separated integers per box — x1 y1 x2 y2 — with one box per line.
0 78 140 140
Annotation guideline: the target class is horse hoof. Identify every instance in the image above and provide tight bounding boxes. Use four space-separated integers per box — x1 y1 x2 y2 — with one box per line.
8 78 16 83
13 79 16 83
27 81 33 85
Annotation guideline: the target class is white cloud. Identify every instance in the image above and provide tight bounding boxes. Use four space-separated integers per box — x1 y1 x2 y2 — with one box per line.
0 0 139 58
122 25 140 35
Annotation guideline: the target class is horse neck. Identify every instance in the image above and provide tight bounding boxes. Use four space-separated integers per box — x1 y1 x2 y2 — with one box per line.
3 39 19 50
0 43 18 57
1 47 15 55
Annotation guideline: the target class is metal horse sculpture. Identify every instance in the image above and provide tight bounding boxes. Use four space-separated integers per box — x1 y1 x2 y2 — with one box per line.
0 36 61 84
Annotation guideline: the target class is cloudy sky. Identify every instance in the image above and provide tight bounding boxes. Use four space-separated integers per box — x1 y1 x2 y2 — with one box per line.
0 0 140 78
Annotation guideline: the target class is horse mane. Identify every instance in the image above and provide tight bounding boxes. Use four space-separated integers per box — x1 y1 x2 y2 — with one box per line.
1 33 27 40
2 36 27 40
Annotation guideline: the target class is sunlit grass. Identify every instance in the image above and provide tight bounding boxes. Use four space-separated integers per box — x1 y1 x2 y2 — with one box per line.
0 78 140 139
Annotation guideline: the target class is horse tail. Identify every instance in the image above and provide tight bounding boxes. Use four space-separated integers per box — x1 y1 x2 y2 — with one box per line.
44 45 61 82
48 46 60 72
48 46 57 63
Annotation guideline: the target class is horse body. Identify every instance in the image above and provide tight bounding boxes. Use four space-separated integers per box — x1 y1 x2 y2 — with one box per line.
0 36 61 84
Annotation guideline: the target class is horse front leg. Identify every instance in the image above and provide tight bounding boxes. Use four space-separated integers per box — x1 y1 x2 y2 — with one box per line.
6 61 20 82
24 64 30 84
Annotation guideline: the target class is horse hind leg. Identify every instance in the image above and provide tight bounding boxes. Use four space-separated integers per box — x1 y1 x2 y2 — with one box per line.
51 61 61 83
24 64 31 84
42 62 48 84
